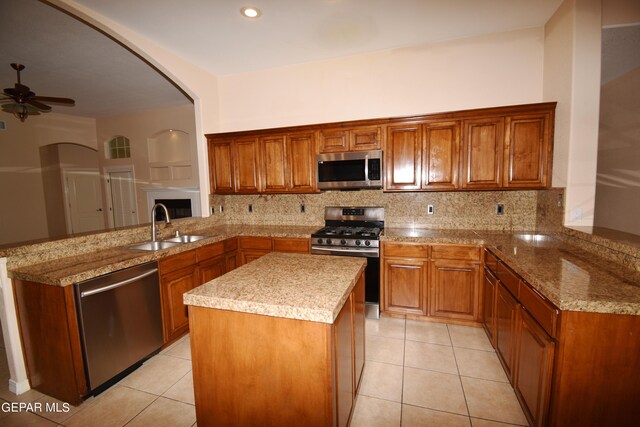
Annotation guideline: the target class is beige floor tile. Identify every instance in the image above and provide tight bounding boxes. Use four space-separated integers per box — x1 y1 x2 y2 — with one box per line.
454 347 508 382
471 418 527 426
366 335 405 365
163 371 195 405
448 325 493 351
127 396 196 427
402 367 467 415
63 385 156 427
0 388 44 404
164 336 192 360
406 320 452 346
404 341 458 375
402 405 471 427
29 394 82 424
461 377 528 425
366 316 406 340
358 361 403 402
119 354 192 395
1 410 58 426
351 395 401 427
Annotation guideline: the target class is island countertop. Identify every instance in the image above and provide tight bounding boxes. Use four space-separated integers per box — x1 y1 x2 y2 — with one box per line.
183 252 366 324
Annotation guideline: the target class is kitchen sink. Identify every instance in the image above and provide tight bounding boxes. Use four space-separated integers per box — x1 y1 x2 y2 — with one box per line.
164 234 209 243
128 241 183 251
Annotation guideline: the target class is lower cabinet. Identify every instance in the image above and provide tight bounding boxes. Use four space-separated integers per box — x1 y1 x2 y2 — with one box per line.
381 242 481 323
353 273 365 391
514 306 555 427
334 293 354 427
482 267 498 345
495 281 518 381
159 251 199 344
239 236 310 265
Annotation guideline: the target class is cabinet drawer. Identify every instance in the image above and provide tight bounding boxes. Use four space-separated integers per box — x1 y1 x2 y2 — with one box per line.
519 280 559 338
224 238 238 252
196 242 224 262
384 243 430 259
432 245 481 261
273 238 309 253
496 262 519 298
238 236 272 250
484 249 500 274
159 250 197 274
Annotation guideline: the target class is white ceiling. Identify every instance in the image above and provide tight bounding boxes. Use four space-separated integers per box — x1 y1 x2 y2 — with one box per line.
1 0 564 118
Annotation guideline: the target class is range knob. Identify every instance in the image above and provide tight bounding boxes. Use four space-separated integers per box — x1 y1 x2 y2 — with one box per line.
326 239 332 245
340 239 347 245
317 238 323 244
355 240 361 246
364 240 371 246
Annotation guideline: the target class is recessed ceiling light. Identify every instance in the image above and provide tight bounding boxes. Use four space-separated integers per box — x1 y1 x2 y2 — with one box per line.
241 6 261 19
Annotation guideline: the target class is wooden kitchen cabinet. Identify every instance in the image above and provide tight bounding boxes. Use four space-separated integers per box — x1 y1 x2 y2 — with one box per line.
261 134 288 192
318 125 382 153
159 250 199 344
514 306 555 427
503 112 552 188
272 237 310 253
384 123 422 191
334 292 354 427
208 139 234 194
482 267 498 346
495 281 518 381
287 131 316 192
238 236 272 265
353 273 365 392
234 137 262 193
461 117 504 189
383 257 429 316
430 259 480 321
423 120 461 190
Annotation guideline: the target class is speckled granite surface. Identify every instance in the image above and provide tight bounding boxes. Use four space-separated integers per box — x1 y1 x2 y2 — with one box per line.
183 252 366 323
382 228 483 244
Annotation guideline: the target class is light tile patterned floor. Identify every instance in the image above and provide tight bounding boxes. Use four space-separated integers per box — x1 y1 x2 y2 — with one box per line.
0 318 528 426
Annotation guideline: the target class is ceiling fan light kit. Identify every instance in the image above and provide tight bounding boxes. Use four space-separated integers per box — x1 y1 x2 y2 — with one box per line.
1 63 75 122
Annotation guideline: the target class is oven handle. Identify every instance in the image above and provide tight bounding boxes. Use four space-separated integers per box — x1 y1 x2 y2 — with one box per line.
311 246 379 257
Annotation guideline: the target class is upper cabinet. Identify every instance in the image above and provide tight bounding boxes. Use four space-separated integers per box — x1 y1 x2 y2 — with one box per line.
208 131 316 195
207 102 555 194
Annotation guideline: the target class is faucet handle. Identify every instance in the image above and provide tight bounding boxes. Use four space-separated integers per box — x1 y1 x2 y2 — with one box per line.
175 230 180 237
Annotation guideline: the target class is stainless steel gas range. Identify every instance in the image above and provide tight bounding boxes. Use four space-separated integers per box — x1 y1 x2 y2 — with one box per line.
311 206 384 318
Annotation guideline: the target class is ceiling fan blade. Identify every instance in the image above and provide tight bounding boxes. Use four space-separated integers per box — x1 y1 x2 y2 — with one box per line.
32 96 75 105
27 99 52 111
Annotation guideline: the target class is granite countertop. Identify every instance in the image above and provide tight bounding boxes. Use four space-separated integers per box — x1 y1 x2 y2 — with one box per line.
183 252 366 323
382 228 484 244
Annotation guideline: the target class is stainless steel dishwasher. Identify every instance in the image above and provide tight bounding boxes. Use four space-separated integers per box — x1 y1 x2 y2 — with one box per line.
75 261 163 394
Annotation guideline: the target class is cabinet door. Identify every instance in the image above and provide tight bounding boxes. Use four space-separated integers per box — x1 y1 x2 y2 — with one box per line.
334 294 354 427
261 135 288 193
234 137 262 193
430 259 480 321
504 113 551 188
350 126 381 151
160 265 199 343
515 307 555 427
240 250 270 266
461 117 504 189
199 255 227 285
226 252 238 272
209 140 234 194
495 282 518 380
384 124 422 191
287 132 316 192
353 274 365 392
383 258 428 316
482 268 498 346
423 121 460 190
318 128 348 153
272 237 310 253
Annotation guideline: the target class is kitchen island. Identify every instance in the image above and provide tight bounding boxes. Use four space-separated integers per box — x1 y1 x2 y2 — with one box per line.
183 252 366 427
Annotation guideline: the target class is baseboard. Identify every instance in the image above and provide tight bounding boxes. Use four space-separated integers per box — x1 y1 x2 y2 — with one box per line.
9 378 31 395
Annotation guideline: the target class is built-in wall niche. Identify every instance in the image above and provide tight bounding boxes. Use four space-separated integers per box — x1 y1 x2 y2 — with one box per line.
147 129 192 182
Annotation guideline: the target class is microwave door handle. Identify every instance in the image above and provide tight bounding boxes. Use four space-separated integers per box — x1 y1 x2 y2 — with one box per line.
364 153 369 185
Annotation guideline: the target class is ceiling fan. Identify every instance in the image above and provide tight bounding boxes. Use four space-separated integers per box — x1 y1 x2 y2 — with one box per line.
1 63 75 122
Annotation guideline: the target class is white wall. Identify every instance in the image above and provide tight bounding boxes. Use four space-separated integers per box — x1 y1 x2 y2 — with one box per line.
543 0 602 227
218 28 544 131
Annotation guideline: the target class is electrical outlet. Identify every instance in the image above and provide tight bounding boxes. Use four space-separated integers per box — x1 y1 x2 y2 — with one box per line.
219 205 224 213
300 204 305 213
496 204 504 215
248 204 253 213
427 205 434 215
210 206 215 215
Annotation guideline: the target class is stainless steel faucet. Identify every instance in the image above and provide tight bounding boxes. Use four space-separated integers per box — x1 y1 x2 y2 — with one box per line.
151 203 171 242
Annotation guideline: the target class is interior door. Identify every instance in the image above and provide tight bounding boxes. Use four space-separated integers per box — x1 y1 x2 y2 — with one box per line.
64 169 105 234
108 170 138 227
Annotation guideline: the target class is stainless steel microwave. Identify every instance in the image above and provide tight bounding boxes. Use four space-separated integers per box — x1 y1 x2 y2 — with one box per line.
317 150 383 190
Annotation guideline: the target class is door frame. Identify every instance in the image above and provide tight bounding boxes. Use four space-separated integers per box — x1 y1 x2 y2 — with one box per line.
61 167 104 234
103 165 138 228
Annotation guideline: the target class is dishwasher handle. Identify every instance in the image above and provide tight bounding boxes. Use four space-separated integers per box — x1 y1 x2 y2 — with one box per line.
80 268 158 298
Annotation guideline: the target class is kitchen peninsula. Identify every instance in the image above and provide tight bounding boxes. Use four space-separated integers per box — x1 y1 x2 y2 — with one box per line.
183 252 366 427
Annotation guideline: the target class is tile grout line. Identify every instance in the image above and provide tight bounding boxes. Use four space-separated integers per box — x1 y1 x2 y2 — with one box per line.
448 324 473 426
